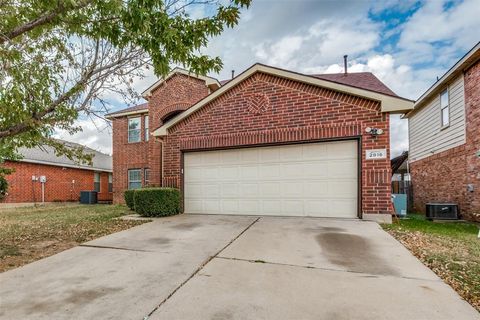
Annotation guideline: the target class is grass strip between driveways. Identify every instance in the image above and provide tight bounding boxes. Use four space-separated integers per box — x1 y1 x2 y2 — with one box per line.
382 214 480 312
0 204 148 273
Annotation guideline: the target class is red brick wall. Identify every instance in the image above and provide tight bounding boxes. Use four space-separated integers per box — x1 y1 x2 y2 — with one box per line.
2 161 112 203
112 74 210 203
161 72 392 215
464 60 480 221
112 114 150 203
410 145 468 215
410 60 480 222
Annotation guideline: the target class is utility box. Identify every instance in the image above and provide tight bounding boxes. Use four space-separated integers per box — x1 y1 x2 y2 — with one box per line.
426 203 459 220
80 191 98 204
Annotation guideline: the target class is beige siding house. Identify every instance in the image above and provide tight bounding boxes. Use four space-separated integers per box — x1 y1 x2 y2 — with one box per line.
409 74 466 162
406 41 480 222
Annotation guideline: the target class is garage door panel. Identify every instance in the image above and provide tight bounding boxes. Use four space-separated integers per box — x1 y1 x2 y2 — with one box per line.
184 140 358 218
280 182 304 197
221 183 239 197
327 160 357 178
282 200 304 216
260 182 281 196
240 166 258 180
259 164 280 179
218 166 239 180
281 163 305 179
203 184 220 198
240 183 259 197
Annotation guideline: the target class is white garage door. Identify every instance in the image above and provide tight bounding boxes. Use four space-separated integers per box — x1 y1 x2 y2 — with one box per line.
184 140 358 218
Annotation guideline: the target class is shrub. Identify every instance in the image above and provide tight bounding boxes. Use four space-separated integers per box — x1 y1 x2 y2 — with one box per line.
0 175 8 201
133 188 181 217
124 190 135 210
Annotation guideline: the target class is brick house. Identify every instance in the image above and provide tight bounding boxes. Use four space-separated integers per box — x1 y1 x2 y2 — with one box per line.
406 42 480 222
1 141 112 205
107 64 413 222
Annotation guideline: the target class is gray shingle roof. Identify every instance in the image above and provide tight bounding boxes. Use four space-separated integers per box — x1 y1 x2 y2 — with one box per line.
17 140 112 172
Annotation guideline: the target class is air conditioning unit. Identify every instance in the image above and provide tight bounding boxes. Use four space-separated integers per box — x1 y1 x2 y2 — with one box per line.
80 191 98 204
426 203 459 220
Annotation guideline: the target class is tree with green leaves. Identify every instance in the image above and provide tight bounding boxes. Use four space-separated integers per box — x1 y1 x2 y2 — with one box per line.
0 0 251 167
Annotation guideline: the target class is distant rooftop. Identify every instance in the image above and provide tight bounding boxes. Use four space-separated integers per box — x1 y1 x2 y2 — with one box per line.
16 140 112 172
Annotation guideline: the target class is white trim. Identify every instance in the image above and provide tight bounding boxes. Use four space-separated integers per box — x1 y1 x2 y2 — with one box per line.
105 109 148 120
141 67 221 98
15 159 112 172
127 116 142 143
153 63 414 137
405 41 480 118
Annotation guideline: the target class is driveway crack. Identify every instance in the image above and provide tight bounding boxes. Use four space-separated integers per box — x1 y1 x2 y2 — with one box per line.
79 244 152 252
144 217 260 320
214 256 443 283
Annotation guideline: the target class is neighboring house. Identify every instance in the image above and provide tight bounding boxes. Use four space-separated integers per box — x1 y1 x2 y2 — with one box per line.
106 63 413 222
391 151 409 182
2 141 113 204
406 42 480 222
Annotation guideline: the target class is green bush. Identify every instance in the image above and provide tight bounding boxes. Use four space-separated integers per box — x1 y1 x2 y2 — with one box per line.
0 175 8 201
124 190 135 210
133 188 181 217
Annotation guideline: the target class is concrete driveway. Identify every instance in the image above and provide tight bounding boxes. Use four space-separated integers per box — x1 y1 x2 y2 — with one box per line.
0 215 478 320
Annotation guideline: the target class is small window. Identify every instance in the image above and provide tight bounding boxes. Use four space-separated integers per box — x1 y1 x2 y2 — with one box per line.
440 89 449 127
108 173 113 193
128 117 141 143
144 115 149 141
128 169 142 190
144 168 150 186
94 172 101 192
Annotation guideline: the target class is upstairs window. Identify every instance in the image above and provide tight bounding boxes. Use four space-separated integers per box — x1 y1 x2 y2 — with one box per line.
440 89 449 127
144 115 149 141
94 172 101 192
128 169 142 189
128 117 141 143
108 173 113 193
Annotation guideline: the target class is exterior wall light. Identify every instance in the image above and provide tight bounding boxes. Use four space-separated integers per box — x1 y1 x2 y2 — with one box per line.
365 127 384 136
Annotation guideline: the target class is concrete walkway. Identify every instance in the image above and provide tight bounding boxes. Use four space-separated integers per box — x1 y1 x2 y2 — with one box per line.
0 215 478 319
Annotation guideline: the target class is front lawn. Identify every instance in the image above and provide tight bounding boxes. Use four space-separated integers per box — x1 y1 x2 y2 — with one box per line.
0 204 148 273
383 215 480 312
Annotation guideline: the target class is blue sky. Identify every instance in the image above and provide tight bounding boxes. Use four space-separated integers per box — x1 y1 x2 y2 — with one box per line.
55 0 480 156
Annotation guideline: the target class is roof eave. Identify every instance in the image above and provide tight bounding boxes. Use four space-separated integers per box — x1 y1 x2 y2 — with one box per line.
105 108 149 120
141 67 221 99
405 41 480 118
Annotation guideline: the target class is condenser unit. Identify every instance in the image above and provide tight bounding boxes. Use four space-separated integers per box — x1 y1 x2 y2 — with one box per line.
426 203 459 220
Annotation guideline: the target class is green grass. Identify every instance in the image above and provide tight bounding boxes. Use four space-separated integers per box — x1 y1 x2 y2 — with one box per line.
383 214 479 237
383 214 480 312
0 204 148 272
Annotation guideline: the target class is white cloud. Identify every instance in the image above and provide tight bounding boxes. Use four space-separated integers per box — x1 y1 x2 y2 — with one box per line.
398 0 480 64
54 118 112 155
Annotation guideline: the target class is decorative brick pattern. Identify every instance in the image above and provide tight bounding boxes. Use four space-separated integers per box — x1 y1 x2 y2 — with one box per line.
2 161 111 203
161 72 392 216
410 60 480 222
247 93 270 115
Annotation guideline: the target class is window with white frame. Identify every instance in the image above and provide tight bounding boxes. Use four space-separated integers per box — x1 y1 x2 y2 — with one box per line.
144 115 149 141
128 117 141 143
440 89 449 127
144 168 150 186
108 173 113 192
128 169 142 189
94 172 101 192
